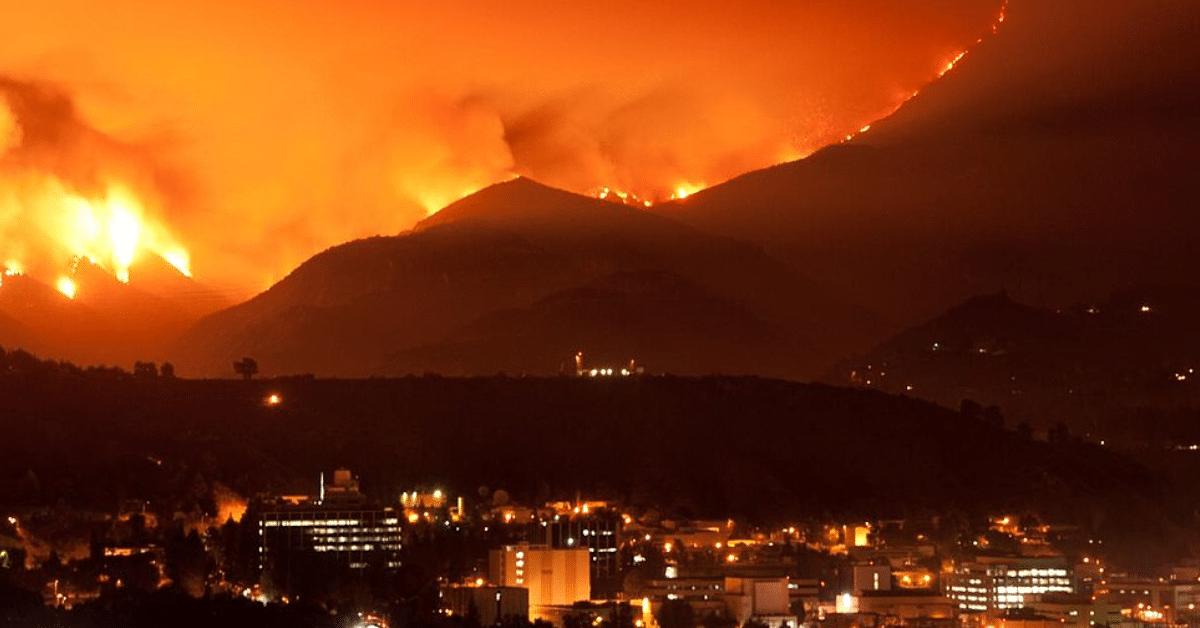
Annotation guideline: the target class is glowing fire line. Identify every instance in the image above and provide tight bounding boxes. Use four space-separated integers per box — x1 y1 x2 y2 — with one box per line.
586 1 1010 208
0 177 192 296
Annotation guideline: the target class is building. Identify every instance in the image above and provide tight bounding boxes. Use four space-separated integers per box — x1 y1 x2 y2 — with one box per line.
1028 593 1121 628
643 575 727 614
1095 576 1200 624
490 544 591 612
256 469 404 595
858 590 956 622
997 611 1062 628
442 584 530 625
544 506 622 597
724 577 799 628
945 556 1073 613
851 563 892 595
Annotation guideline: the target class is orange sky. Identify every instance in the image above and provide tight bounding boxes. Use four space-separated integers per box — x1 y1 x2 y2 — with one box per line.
0 0 1002 297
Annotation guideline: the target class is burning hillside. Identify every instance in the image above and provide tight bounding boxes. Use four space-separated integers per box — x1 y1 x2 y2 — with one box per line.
1 0 1005 297
0 78 191 297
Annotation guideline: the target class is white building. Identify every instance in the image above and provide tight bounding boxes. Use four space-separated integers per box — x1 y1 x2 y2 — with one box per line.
945 557 1073 612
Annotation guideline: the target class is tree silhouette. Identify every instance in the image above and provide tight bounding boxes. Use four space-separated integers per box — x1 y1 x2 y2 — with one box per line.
133 361 158 379
233 358 258 380
160 362 176 378
656 599 695 628
983 405 1004 429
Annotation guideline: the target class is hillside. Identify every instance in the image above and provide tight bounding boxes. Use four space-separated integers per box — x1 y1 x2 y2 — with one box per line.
173 178 876 379
827 288 1200 445
0 350 1184 570
663 0 1200 327
383 269 789 376
0 256 216 367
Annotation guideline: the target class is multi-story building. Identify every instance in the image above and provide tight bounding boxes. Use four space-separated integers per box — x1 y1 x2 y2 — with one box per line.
945 556 1073 612
643 575 727 614
1095 576 1200 624
256 469 405 595
489 544 591 612
544 507 622 597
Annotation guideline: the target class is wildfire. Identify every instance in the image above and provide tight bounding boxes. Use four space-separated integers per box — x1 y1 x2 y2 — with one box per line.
839 0 1010 146
592 181 708 206
0 177 192 290
671 182 705 201
594 187 654 208
56 277 76 299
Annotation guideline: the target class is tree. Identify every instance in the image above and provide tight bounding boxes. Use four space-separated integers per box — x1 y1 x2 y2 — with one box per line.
1048 421 1070 444
960 399 983 418
655 599 695 628
700 611 737 628
160 362 176 378
983 405 1004 429
233 358 258 380
133 361 158 379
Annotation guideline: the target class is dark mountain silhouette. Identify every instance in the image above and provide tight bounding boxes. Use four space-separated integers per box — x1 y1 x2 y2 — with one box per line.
173 177 876 378
827 287 1200 444
382 269 790 376
663 0 1200 329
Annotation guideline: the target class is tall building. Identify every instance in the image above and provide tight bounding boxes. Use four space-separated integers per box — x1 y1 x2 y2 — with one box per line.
945 557 1073 613
544 507 622 597
256 469 405 596
490 544 590 611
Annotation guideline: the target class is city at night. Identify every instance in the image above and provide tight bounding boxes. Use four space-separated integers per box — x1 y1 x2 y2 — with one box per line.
2 1 1199 627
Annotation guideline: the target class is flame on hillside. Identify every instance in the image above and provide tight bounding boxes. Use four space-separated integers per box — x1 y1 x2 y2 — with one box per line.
1 1 1009 293
214 483 248 524
0 80 191 293
589 0 1010 207
836 0 1010 147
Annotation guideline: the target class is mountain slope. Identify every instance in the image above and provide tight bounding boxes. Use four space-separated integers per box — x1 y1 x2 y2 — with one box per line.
382 269 792 376
174 178 876 378
827 287 1200 444
0 256 213 367
663 0 1200 327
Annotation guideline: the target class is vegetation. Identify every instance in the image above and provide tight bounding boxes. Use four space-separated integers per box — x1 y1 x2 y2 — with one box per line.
0 346 1190 571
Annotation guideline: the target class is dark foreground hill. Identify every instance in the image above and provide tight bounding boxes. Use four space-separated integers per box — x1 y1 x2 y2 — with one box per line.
0 349 1189 569
173 178 875 379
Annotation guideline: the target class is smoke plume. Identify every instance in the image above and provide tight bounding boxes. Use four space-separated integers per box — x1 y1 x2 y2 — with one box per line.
0 0 1003 298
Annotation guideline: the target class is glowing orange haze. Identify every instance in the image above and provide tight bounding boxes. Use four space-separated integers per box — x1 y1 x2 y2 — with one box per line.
0 0 1003 299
